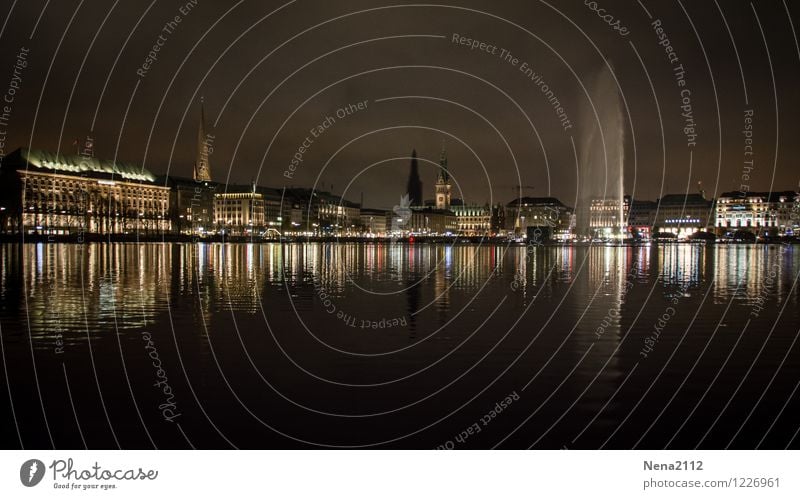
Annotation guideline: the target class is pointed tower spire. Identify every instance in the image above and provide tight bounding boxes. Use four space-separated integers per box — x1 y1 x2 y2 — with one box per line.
406 148 423 206
435 140 452 210
194 97 212 181
437 140 449 183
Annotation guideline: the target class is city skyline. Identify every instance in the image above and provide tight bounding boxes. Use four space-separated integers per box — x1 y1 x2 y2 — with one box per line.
1 1 799 206
2 141 798 240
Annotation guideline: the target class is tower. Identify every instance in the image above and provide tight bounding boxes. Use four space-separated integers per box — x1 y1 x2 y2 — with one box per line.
193 98 213 182
406 149 423 206
435 142 451 210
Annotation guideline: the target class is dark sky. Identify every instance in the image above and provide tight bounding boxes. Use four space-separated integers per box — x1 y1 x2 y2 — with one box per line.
0 0 798 209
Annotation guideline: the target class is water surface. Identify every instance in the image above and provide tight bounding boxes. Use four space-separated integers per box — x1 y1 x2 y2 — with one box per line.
1 242 798 449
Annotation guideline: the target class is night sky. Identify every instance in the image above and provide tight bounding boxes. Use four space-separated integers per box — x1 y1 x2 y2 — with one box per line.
0 0 798 209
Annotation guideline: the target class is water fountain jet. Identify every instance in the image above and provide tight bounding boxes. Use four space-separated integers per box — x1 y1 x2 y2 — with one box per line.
576 64 625 242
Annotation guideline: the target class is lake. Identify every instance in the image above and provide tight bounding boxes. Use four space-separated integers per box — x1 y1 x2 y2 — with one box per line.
1 242 798 449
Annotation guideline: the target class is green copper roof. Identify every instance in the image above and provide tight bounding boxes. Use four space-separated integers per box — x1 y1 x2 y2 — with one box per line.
21 148 157 182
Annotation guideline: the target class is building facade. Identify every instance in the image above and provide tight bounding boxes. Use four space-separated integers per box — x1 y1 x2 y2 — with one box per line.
507 197 574 241
589 196 629 239
652 193 714 238
407 207 458 235
214 184 266 236
158 176 216 235
451 203 492 236
0 148 170 235
627 199 657 239
282 188 361 236
360 208 390 236
715 191 799 236
491 204 506 235
259 187 284 237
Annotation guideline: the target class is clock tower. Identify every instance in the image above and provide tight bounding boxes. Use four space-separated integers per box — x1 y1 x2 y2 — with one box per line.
435 142 451 210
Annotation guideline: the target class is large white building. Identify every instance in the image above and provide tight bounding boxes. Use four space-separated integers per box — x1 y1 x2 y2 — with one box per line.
715 191 799 236
451 203 491 236
0 148 171 236
214 183 266 236
589 197 629 239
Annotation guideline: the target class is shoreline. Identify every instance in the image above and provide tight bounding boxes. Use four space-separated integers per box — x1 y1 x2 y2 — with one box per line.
1 234 797 245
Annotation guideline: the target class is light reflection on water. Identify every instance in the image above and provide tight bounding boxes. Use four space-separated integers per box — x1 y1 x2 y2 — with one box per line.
1 242 797 343
1 242 798 449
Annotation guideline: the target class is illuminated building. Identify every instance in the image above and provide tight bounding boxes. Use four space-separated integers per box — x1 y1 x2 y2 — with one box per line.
282 188 361 236
360 208 389 236
652 193 713 238
214 183 266 236
260 187 284 237
451 201 492 236
715 191 799 236
507 197 574 240
0 148 170 235
406 207 458 235
589 196 629 239
158 175 216 235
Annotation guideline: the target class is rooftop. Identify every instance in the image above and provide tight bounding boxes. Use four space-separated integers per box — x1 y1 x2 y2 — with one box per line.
10 148 159 183
284 188 361 208
657 193 711 205
507 197 567 208
719 191 798 202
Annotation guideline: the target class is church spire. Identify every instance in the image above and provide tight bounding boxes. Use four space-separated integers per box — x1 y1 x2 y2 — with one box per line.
194 97 212 181
437 140 449 183
406 149 423 206
435 140 452 210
